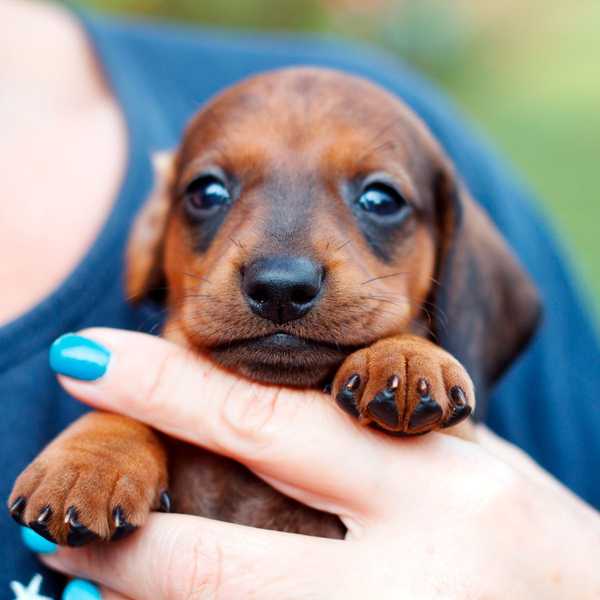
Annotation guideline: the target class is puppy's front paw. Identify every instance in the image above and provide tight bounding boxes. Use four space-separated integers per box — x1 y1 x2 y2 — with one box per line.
8 416 169 546
332 336 474 435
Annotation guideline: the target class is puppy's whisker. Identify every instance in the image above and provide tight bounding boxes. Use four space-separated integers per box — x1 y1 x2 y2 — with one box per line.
356 139 397 164
361 294 410 308
181 293 215 300
136 314 166 334
360 300 411 321
125 285 171 302
229 236 245 249
421 301 449 332
360 290 402 298
183 271 212 284
148 321 164 335
360 272 409 285
357 115 402 160
363 302 407 316
419 305 443 340
334 239 351 253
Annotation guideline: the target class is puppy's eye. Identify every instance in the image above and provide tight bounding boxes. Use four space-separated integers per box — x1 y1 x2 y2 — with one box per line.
184 176 231 218
357 183 410 219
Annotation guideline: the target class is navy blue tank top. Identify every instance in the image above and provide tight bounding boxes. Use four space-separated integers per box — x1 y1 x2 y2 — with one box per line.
1 8 599 596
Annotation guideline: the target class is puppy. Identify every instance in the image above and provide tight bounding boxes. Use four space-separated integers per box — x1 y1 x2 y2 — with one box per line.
8 67 541 543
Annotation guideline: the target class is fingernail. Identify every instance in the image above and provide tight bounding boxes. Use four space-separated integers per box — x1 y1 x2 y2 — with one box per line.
21 526 57 555
50 334 110 381
62 579 102 600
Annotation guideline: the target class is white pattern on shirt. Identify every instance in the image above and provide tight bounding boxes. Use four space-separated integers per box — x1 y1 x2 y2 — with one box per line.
10 574 53 600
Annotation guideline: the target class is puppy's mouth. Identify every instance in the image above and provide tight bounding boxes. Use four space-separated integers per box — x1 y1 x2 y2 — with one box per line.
208 332 360 387
216 332 353 351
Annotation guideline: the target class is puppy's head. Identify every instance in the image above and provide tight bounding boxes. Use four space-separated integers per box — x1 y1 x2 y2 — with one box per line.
127 67 540 399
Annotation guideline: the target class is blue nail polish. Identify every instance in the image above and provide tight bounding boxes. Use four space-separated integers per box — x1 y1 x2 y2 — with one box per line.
62 579 102 600
21 526 57 555
49 334 110 381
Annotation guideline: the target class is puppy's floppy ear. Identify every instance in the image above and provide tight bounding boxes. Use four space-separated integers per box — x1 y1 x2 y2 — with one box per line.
430 161 542 410
126 151 174 303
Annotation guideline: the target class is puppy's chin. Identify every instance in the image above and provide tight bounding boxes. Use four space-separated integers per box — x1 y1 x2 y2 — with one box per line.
206 333 357 387
216 359 333 387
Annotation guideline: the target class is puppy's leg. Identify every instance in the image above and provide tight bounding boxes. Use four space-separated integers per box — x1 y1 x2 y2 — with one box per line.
8 413 169 545
332 335 475 439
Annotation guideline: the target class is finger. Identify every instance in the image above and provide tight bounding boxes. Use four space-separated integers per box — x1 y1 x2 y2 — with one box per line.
476 424 572 488
52 328 418 518
101 589 131 600
42 513 350 600
476 425 596 510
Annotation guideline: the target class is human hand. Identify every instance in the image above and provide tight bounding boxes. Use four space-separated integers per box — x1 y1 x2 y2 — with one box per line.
38 329 600 599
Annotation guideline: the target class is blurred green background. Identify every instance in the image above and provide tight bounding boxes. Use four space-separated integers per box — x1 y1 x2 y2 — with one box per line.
74 0 600 308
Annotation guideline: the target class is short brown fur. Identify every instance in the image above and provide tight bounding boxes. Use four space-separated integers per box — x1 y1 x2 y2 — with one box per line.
9 68 540 544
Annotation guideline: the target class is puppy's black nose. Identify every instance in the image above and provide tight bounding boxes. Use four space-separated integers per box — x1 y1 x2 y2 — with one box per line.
242 256 324 324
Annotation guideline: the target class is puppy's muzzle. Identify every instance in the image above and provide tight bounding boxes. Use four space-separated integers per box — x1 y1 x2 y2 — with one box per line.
242 255 324 324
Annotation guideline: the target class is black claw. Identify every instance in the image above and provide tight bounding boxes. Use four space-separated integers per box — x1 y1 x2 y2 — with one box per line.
367 380 399 430
335 374 361 417
37 505 52 525
111 505 137 542
9 496 26 524
159 490 172 514
442 404 472 429
29 506 57 544
450 386 467 407
65 506 99 547
408 395 443 432
387 374 400 390
442 386 471 428
346 374 361 391
417 378 430 397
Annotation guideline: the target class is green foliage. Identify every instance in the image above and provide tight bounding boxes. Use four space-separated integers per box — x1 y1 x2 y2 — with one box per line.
71 0 325 30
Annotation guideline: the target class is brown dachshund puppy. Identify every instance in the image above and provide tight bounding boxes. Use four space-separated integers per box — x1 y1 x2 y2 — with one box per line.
9 67 540 544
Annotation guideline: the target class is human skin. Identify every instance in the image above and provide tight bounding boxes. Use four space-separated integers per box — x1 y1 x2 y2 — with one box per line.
0 0 124 325
3 2 600 598
40 328 600 599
